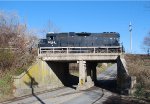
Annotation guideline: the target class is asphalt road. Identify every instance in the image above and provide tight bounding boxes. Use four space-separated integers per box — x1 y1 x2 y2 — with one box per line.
1 64 118 104
2 87 115 104
97 64 117 80
96 64 117 92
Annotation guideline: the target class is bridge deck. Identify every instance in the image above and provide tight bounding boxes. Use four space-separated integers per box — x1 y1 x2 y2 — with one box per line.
38 47 122 61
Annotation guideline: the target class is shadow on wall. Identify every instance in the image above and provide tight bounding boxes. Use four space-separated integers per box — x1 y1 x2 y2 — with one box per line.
24 70 45 104
67 74 78 89
96 79 117 93
46 61 78 89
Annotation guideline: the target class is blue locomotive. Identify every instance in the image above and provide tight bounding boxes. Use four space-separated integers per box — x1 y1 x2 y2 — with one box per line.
38 32 123 53
39 32 120 47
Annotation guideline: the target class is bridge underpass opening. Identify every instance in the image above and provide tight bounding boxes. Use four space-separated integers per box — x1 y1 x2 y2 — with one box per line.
96 63 117 93
46 61 79 89
46 60 118 91
42 56 131 94
69 63 79 88
86 61 118 93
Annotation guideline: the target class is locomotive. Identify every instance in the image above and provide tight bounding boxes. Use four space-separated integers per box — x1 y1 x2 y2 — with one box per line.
38 32 123 53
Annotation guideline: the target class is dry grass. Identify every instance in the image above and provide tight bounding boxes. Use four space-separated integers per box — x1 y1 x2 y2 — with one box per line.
125 54 150 98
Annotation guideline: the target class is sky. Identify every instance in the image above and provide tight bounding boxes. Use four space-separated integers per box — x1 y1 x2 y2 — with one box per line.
0 1 150 54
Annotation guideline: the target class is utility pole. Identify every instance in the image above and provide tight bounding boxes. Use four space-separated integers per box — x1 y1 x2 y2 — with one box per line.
129 22 132 52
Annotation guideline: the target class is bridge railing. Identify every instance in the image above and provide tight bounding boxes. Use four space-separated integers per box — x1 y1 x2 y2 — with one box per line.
38 46 122 56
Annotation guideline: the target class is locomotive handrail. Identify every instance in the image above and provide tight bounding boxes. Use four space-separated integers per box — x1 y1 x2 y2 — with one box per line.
38 46 122 56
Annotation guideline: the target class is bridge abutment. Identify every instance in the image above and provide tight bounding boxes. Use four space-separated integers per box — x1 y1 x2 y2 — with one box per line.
117 56 136 95
13 60 69 97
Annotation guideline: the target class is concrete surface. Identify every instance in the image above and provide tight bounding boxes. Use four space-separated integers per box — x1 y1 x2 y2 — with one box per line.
13 53 135 97
13 60 70 97
4 62 137 104
2 86 114 104
40 53 121 61
4 64 117 104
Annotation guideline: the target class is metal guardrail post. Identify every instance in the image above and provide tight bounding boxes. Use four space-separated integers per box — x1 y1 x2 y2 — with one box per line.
67 47 68 54
80 47 81 53
38 48 39 56
39 47 41 55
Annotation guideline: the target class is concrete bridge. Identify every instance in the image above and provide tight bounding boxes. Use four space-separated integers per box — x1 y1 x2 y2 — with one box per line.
13 47 136 97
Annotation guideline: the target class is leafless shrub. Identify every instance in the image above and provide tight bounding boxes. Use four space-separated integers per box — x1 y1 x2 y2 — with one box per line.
0 11 37 74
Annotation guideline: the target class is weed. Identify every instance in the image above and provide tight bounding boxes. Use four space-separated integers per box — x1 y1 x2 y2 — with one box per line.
125 54 150 99
0 72 13 97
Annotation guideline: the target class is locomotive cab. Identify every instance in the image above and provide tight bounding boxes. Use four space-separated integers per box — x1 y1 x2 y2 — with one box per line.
46 32 57 46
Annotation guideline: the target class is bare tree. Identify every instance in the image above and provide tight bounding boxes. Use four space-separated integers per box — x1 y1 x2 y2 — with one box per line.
143 32 150 55
0 11 37 72
0 11 39 98
40 19 60 36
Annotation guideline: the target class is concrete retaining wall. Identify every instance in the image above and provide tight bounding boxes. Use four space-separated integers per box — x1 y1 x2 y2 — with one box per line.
13 60 66 97
117 56 136 95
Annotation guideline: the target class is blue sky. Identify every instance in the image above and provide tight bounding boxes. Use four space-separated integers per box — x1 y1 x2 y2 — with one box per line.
0 1 150 54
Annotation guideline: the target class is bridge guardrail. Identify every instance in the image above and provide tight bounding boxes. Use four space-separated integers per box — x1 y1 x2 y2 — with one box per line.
38 46 122 56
